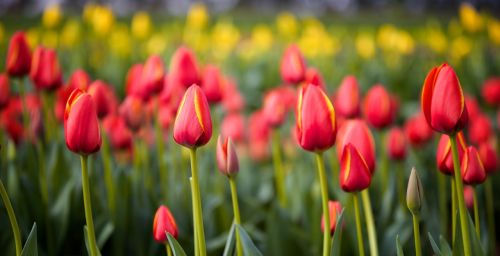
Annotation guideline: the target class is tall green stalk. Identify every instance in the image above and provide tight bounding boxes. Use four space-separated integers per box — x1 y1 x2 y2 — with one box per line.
0 178 22 256
472 189 480 239
80 155 99 256
166 243 172 256
485 179 496 254
412 214 422 256
189 148 206 256
449 135 471 256
361 190 378 256
229 176 243 256
353 193 365 256
315 152 331 256
271 130 287 207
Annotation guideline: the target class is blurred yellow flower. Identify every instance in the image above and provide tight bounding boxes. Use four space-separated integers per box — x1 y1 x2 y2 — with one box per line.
187 2 209 30
424 27 447 54
83 3 96 23
356 33 375 59
132 11 152 40
487 18 500 46
0 23 4 43
109 24 131 58
459 3 483 33
276 12 298 41
377 25 414 55
211 20 240 60
26 28 40 48
298 19 339 58
60 19 81 49
43 4 62 29
450 36 472 63
146 33 168 56
396 30 415 55
89 5 114 37
42 30 58 48
251 24 273 53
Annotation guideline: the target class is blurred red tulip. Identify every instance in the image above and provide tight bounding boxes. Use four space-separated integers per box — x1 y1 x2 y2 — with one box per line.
340 143 372 192
88 80 117 119
363 84 395 129
336 119 376 173
467 114 492 145
64 89 101 155
120 95 147 132
221 112 246 143
125 64 144 96
404 112 434 147
436 132 467 175
0 99 24 144
321 201 342 235
158 103 175 132
30 47 62 91
280 44 306 85
222 77 245 113
461 146 486 185
335 75 360 118
160 74 185 113
140 55 165 98
296 84 336 152
248 110 271 161
67 69 91 91
421 63 468 134
216 135 239 176
478 142 498 174
304 67 325 89
153 205 178 243
54 70 91 122
387 127 407 161
6 31 31 77
169 46 200 88
464 186 474 210
173 85 212 148
201 65 224 103
102 114 133 150
262 86 296 127
464 95 480 122
0 74 10 109
481 78 500 107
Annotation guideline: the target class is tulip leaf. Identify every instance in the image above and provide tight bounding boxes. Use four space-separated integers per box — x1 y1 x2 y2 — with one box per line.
439 235 452 256
236 225 263 256
428 233 443 256
396 235 404 256
331 208 345 256
97 222 114 248
222 223 236 256
21 223 37 256
452 211 484 256
167 233 187 256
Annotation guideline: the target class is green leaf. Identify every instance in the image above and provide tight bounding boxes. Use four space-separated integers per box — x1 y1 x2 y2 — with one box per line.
97 222 114 248
236 225 263 256
167 233 187 256
84 226 102 256
223 223 236 256
331 208 345 256
21 223 37 256
428 233 442 256
453 211 485 256
439 235 452 256
396 235 404 256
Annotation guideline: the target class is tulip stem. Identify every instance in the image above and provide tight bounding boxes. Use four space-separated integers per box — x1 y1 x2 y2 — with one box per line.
485 179 496 254
472 188 480 239
189 178 199 256
166 243 172 256
412 214 422 256
101 134 115 216
353 192 365 256
229 176 243 256
0 178 22 256
80 155 99 256
450 135 471 256
380 130 389 190
315 152 331 256
361 190 378 256
451 177 456 245
189 148 206 256
271 130 287 207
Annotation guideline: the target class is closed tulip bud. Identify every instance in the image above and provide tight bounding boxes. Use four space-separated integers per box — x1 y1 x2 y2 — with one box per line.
421 63 468 134
321 201 343 235
222 78 245 113
125 64 144 96
201 65 224 103
363 84 396 129
103 115 133 150
304 67 325 89
0 74 10 109
153 205 178 243
478 142 498 174
463 186 474 210
88 80 115 119
465 95 480 122
406 167 423 215
336 119 376 173
173 85 212 148
404 112 434 147
64 89 101 155
387 127 407 161
461 146 486 185
139 55 165 99
468 114 492 145
169 46 200 88
335 75 360 118
436 132 467 175
340 143 372 192
280 44 306 85
30 47 62 91
481 78 500 107
67 69 91 91
216 135 239 176
120 95 147 132
262 86 296 127
221 113 246 143
6 31 31 77
296 84 336 152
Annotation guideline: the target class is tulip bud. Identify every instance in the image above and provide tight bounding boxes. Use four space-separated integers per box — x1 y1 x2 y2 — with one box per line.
102 114 133 150
304 67 325 89
221 113 246 143
262 86 296 127
406 167 423 215
280 44 306 85
120 95 147 132
421 63 468 134
173 85 212 148
201 65 224 103
387 127 407 161
461 146 486 185
88 80 116 119
169 46 200 88
296 84 336 152
64 89 102 155
0 74 10 109
335 75 360 118
404 112 434 147
436 132 467 175
30 47 62 91
340 143 372 192
478 142 498 174
1 99 24 144
153 205 178 243
363 84 395 129
321 201 342 235
336 119 376 173
125 64 144 96
67 69 91 91
6 31 31 77
467 114 492 145
216 135 239 176
481 78 500 107
463 186 474 210
139 55 165 99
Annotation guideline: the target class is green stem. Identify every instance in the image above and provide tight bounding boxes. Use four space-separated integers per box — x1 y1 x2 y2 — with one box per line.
315 152 331 256
437 171 447 236
472 188 480 239
271 130 287 207
451 177 457 245
41 92 54 141
229 176 243 256
412 214 422 256
485 179 496 254
80 155 99 256
450 135 471 256
353 193 365 256
189 148 206 256
380 130 389 190
361 190 379 256
0 178 22 256
101 134 115 216
166 243 172 256
190 179 199 256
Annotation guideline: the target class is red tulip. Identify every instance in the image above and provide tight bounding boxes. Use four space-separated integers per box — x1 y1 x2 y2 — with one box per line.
173 85 212 148
461 146 486 185
141 55 165 98
30 47 62 91
320 201 342 235
481 78 500 107
478 142 498 174
421 63 468 134
216 135 239 176
363 84 396 129
88 80 117 119
6 31 31 77
467 114 492 145
169 46 200 88
262 86 296 127
296 84 336 152
158 103 176 132
160 73 185 113
464 186 474 210
125 64 144 96
222 78 245 113
339 143 372 192
248 110 271 161
0 98 24 144
120 95 147 132
64 89 101 155
67 69 91 91
404 112 434 147
201 65 224 103
153 205 178 243
102 114 133 150
54 70 91 122
387 127 407 161
436 132 467 175
304 67 325 89
335 75 360 118
336 119 376 173
0 74 10 109
464 95 480 122
221 113 246 143
280 44 306 85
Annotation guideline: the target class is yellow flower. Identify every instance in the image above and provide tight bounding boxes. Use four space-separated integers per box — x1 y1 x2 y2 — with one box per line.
146 33 168 56
109 24 131 58
132 11 152 40
459 3 483 33
251 24 273 53
186 2 209 30
377 25 414 55
424 26 447 54
60 19 81 49
211 20 240 60
488 18 500 46
298 19 339 58
91 5 114 37
26 28 40 48
42 4 62 29
396 30 414 55
276 12 298 40
0 23 4 43
83 3 97 23
42 30 58 48
356 33 375 59
450 36 472 63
